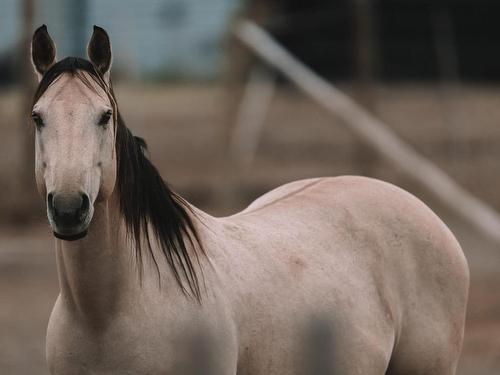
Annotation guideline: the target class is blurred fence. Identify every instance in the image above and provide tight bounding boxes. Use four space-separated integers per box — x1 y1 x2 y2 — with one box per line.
231 20 500 244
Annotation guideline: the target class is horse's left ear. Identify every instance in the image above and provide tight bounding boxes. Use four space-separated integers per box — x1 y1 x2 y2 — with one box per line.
31 25 57 80
87 25 112 80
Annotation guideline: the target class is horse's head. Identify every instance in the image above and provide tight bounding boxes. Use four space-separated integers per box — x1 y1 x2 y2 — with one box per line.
31 26 116 241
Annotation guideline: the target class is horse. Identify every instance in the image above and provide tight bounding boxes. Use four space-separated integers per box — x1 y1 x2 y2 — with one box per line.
30 25 469 375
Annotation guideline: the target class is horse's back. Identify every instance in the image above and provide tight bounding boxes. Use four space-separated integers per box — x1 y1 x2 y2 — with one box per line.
224 176 468 375
231 176 468 306
238 177 325 214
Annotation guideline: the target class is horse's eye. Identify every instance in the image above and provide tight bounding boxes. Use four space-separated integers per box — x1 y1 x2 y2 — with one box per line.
98 110 112 127
31 112 44 129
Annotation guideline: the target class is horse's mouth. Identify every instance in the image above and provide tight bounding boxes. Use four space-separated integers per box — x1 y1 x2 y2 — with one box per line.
53 230 88 241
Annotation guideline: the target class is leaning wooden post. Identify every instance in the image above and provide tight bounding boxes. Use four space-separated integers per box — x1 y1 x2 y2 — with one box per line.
218 2 275 214
235 20 500 245
229 65 276 168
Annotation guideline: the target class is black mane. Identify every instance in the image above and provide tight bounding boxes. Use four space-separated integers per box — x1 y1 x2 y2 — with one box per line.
33 57 204 300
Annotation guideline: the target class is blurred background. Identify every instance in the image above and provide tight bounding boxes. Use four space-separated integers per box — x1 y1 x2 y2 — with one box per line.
0 0 499 374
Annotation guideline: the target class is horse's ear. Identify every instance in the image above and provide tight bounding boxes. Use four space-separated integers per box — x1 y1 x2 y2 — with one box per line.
87 25 112 80
31 25 57 80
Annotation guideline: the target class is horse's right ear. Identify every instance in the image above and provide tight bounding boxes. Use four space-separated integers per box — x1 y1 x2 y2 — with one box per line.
87 25 112 81
31 25 57 80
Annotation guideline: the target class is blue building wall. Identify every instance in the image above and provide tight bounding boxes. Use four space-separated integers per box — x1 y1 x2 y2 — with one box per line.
0 0 21 54
0 0 242 80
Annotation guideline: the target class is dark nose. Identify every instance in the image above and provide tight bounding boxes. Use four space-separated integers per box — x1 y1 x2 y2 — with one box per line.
47 192 90 229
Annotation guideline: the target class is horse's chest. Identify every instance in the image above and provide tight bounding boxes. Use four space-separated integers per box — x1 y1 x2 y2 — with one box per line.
48 323 175 374
47 304 236 375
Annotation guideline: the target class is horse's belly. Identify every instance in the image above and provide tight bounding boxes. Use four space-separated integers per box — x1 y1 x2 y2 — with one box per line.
235 294 395 375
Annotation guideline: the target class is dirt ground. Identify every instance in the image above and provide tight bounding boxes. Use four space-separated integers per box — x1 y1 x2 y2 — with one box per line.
0 84 499 374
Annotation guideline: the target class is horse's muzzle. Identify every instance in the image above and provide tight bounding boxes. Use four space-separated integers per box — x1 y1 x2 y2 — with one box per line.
47 192 91 241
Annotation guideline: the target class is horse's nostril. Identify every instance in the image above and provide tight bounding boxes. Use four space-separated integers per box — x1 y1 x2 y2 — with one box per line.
80 193 90 213
47 192 54 212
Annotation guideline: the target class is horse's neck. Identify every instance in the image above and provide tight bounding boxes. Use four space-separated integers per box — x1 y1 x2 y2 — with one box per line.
55 194 136 325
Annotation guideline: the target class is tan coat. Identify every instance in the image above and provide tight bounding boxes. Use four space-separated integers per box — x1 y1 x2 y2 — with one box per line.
47 177 468 375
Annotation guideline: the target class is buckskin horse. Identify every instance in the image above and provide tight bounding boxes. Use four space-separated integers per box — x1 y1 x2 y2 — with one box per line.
30 25 469 374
